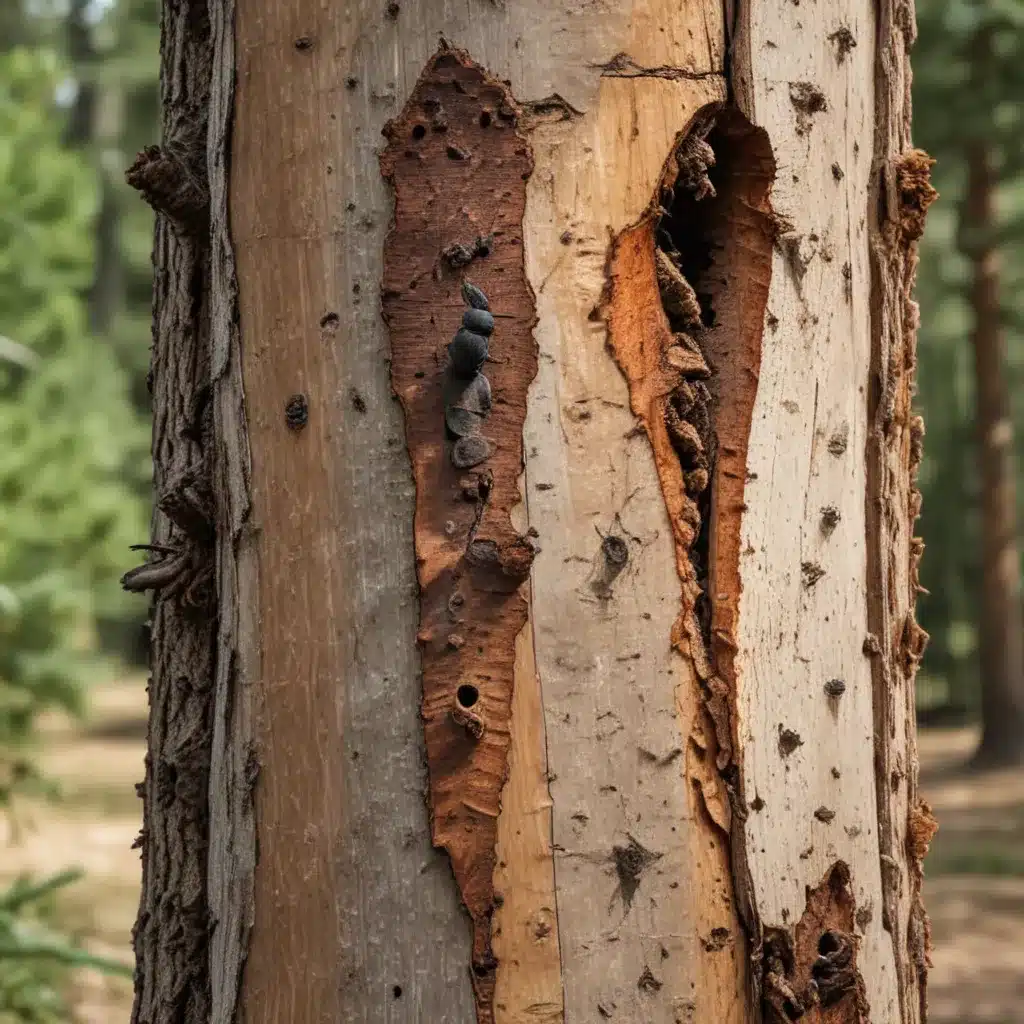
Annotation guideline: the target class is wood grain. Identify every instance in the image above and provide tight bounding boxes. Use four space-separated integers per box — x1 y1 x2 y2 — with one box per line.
730 2 932 1020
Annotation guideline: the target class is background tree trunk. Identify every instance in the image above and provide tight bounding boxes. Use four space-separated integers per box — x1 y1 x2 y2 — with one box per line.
132 1 936 1022
962 129 1024 766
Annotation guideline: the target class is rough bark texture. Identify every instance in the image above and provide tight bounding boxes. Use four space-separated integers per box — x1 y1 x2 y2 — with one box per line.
127 4 218 1022
126 4 254 1024
133 1 934 1022
380 49 539 1022
964 138 1024 767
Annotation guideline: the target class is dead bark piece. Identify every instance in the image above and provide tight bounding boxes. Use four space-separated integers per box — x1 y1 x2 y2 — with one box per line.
894 149 938 243
655 248 703 328
606 107 776 1013
125 135 210 234
761 863 869 1024
380 47 536 1023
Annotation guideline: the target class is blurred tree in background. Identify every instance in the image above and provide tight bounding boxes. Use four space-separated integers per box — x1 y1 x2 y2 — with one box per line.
914 0 1024 764
0 41 146 783
0 3 153 1015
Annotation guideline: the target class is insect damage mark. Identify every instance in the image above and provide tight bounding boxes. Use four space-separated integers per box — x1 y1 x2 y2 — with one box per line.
380 47 537 1024
613 834 662 910
866 143 937 1023
761 862 869 1023
604 99 775 981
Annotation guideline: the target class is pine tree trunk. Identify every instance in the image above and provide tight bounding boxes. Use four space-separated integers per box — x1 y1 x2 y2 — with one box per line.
963 136 1024 767
129 1 937 1021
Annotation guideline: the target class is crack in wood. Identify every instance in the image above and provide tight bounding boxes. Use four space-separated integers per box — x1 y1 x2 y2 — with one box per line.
605 103 776 1003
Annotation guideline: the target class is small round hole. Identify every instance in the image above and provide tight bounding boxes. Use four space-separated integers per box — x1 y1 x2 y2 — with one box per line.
392 985 402 999
479 110 492 128
817 930 842 956
411 124 426 140
457 684 479 708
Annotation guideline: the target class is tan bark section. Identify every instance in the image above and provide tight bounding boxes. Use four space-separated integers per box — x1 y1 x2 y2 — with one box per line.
492 616 562 1023
730 1 935 1021
517 14 738 1018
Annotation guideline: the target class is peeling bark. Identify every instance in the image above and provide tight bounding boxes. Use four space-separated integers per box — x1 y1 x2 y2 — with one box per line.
605 108 776 974
135 2 932 1021
380 49 538 1020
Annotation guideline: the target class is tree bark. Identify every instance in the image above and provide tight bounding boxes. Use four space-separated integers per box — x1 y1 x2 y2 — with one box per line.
130 1 937 1022
963 137 1024 767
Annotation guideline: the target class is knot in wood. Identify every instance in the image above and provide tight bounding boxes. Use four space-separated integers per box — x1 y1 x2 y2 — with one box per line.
285 393 309 430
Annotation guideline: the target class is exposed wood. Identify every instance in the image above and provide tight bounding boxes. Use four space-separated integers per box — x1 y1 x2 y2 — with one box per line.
730 1 935 1021
519 10 741 1015
491 617 562 1023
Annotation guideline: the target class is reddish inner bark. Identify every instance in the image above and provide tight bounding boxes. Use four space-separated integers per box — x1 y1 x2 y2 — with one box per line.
380 48 536 1022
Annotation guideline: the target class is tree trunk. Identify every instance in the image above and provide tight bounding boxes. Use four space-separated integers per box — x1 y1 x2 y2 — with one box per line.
128 1 937 1022
66 0 126 336
962 135 1024 766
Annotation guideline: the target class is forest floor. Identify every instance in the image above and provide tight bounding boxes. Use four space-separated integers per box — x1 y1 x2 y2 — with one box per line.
1 678 1021 1023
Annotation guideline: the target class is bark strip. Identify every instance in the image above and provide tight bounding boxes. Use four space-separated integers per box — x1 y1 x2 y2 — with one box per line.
206 0 257 1020
867 6 938 1021
127 5 217 1022
380 47 538 1023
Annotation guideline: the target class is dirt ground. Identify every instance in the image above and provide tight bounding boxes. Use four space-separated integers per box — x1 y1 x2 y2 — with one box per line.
2 680 1022 1023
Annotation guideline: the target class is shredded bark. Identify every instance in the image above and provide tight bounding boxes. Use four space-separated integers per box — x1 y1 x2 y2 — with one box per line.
866 6 938 1020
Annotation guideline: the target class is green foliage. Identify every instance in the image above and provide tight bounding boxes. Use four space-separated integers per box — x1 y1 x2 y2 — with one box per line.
0 42 147 717
0 49 97 356
913 0 1024 711
0 870 131 1024
0 38 145 1021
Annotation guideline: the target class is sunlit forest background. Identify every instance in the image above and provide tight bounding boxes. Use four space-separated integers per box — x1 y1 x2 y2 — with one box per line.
1 0 1022 1021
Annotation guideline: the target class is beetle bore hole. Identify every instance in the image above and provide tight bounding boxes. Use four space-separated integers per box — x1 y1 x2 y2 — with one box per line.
818 930 842 955
602 535 629 566
411 124 426 140
479 110 492 128
392 985 402 999
457 684 479 708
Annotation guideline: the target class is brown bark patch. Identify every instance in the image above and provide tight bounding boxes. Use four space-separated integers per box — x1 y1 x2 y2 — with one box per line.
762 863 869 1023
893 149 938 243
380 47 536 1023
